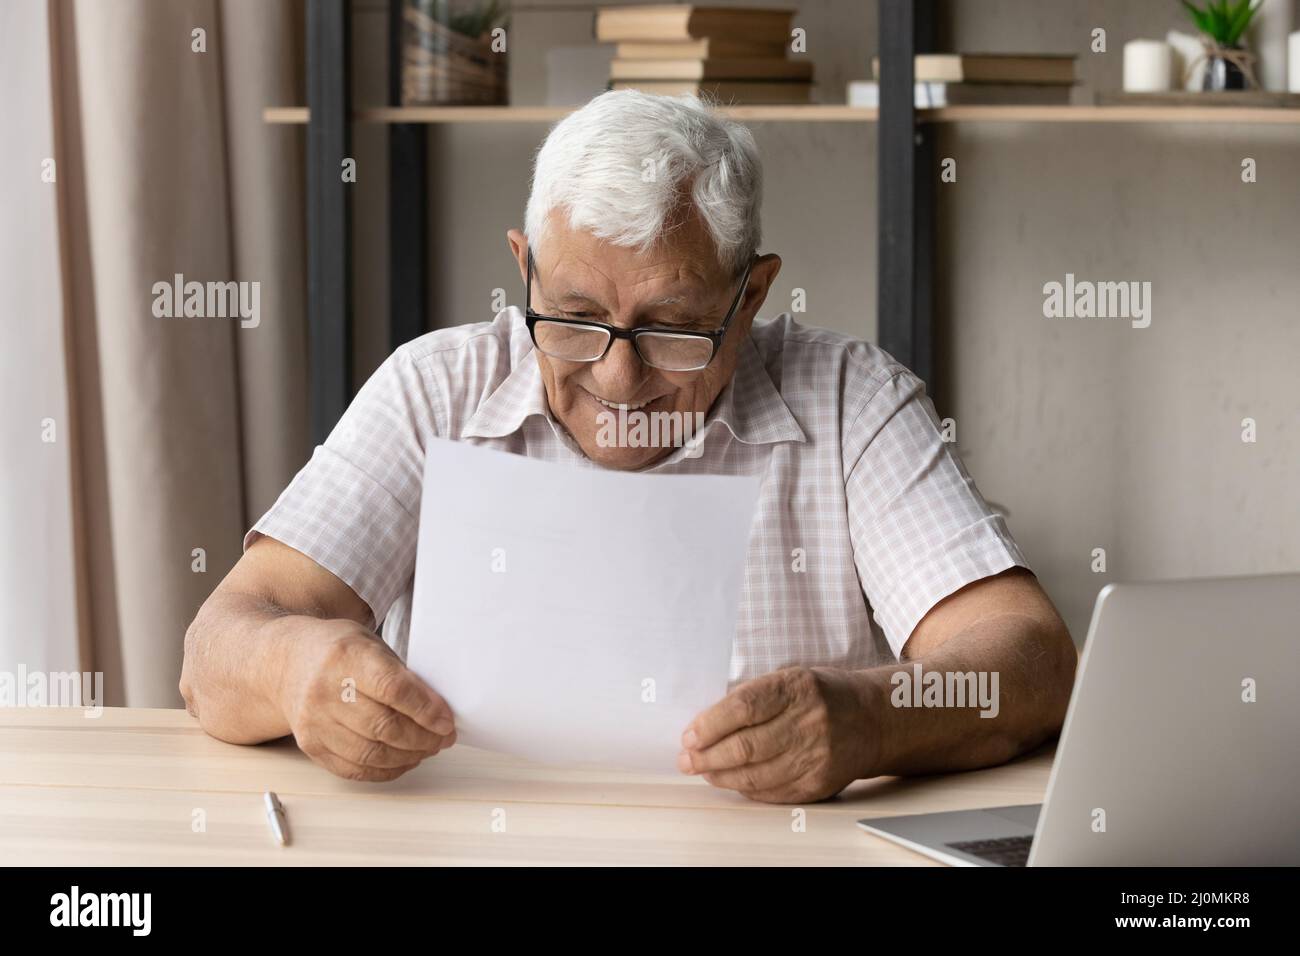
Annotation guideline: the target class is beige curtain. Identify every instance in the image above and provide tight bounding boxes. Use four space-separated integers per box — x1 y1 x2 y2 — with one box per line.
35 0 307 706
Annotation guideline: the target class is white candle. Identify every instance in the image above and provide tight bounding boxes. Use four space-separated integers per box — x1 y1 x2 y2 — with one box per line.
1289 30 1300 93
1123 39 1174 92
1248 0 1291 90
1166 30 1206 90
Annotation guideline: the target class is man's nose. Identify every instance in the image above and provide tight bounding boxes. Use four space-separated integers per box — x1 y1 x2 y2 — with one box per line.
591 337 645 395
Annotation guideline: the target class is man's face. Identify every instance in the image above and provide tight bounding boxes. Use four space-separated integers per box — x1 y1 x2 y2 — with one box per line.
508 215 777 470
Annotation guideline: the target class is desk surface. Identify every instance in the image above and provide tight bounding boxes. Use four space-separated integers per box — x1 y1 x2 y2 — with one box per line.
0 708 1053 865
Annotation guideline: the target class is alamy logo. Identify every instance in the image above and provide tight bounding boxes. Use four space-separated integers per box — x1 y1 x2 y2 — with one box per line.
0 666 103 717
50 886 151 936
151 273 260 328
1042 273 1151 328
890 663 1000 718
595 408 705 457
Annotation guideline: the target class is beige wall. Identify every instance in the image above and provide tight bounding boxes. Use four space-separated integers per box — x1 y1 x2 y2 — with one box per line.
937 0 1300 642
350 0 1300 646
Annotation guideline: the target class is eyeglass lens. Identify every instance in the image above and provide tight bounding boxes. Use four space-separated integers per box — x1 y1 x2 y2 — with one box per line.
531 320 714 371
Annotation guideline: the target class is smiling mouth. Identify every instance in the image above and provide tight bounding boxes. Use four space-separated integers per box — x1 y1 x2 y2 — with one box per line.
588 392 658 412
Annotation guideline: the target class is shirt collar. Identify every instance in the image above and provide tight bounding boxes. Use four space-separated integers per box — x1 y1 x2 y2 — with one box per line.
460 343 554 441
461 320 806 450
706 333 807 447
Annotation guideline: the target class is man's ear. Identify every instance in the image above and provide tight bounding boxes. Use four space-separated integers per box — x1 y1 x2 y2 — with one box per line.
742 253 782 322
506 228 528 284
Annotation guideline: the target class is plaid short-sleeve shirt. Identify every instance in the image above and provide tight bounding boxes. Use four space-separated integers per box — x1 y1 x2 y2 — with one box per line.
247 309 1028 683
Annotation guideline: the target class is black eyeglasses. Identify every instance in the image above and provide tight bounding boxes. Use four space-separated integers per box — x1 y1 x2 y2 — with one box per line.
524 247 755 372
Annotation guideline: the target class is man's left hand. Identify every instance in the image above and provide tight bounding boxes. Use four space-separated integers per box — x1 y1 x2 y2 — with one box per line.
678 667 878 803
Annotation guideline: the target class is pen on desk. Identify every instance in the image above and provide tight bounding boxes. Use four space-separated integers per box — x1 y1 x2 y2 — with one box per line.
264 791 290 847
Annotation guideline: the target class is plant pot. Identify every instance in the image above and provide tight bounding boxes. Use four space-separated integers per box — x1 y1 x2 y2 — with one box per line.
402 0 509 106
1202 45 1248 90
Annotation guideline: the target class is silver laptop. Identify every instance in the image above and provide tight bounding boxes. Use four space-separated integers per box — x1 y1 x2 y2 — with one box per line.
857 573 1300 866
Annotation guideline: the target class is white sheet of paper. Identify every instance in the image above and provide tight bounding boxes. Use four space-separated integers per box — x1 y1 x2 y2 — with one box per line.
406 438 761 772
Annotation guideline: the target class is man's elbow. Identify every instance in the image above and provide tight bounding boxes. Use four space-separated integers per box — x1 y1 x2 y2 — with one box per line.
1026 620 1078 746
993 618 1078 760
1046 622 1079 715
179 614 204 719
180 594 230 724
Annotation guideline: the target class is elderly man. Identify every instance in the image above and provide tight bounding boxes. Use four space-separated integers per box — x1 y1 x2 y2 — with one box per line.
181 90 1076 803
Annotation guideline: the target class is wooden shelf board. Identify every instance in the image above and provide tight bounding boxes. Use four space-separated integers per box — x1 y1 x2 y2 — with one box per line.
263 105 877 124
921 104 1300 124
264 104 1300 126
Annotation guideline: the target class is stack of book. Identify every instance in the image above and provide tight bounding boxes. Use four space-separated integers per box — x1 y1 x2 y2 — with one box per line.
848 53 1077 107
596 5 811 104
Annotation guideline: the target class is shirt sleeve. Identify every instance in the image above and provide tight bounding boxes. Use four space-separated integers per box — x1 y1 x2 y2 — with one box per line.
244 346 441 627
843 369 1029 657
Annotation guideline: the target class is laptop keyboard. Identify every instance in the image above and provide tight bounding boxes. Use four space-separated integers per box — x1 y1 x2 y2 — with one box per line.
945 835 1032 867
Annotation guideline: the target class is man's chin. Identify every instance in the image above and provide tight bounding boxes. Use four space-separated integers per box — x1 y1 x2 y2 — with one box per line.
579 439 672 471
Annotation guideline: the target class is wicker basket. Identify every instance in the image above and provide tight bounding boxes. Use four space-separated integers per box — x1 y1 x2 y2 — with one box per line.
402 1 508 106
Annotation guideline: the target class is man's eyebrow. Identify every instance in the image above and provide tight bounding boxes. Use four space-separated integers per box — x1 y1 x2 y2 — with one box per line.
557 288 599 303
556 289 692 308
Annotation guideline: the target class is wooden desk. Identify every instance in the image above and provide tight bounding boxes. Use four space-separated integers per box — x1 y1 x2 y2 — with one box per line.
0 708 1053 865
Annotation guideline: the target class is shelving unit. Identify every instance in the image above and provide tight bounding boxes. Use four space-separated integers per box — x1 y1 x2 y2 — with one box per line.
283 0 1299 443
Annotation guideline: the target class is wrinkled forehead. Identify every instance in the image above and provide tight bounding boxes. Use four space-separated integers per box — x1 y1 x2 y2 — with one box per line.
528 221 732 307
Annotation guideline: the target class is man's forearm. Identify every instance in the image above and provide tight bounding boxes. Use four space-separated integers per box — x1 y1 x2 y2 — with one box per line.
180 590 303 745
856 613 1078 777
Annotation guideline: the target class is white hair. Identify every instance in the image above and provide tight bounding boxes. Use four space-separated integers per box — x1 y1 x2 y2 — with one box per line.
524 90 763 277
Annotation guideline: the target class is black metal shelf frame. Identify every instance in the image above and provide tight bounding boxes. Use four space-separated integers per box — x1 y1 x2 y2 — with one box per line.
303 0 936 444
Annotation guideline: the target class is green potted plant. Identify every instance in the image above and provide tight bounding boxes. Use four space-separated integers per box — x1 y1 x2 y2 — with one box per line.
1179 0 1263 90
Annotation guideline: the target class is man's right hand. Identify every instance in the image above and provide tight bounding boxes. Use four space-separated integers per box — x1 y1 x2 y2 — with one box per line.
277 618 456 782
